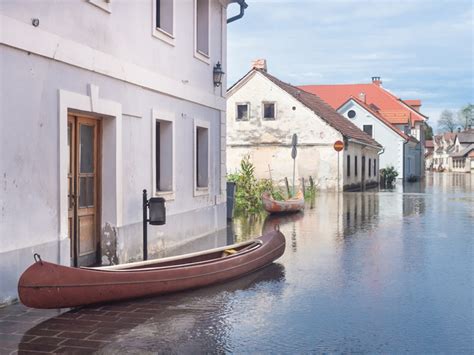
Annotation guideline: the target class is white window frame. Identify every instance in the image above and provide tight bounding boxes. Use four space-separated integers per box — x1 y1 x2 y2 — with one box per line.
262 101 277 120
236 102 250 121
152 0 175 46
194 119 210 196
88 0 111 13
194 0 211 64
151 109 176 200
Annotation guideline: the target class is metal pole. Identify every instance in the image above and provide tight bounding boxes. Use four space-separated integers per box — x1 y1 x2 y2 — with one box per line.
292 156 296 197
337 151 340 193
142 189 148 261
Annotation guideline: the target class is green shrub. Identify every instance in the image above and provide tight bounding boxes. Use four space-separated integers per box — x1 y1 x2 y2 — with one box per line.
227 156 274 214
380 166 399 188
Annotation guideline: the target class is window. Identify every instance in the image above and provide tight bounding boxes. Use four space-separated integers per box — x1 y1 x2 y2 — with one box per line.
153 0 174 44
263 102 276 120
194 120 210 194
347 155 351 177
88 0 111 13
368 159 372 177
355 156 358 177
374 159 377 176
236 103 249 121
152 110 175 199
347 110 356 119
195 0 210 61
363 125 373 137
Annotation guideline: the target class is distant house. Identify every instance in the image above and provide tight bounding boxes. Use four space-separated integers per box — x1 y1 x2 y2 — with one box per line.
425 140 434 170
227 62 382 191
299 77 427 179
433 133 456 170
450 130 474 172
337 97 420 179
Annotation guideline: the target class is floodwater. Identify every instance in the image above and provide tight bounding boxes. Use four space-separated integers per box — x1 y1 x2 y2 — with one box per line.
3 172 473 353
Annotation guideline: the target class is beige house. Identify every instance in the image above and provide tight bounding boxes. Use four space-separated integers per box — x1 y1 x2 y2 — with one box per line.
226 62 382 191
450 130 474 172
433 133 456 170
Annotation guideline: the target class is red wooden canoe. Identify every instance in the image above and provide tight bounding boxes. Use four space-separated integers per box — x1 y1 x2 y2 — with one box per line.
18 230 285 309
262 191 305 214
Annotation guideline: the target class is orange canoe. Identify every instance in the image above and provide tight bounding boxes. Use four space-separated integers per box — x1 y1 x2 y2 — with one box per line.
18 230 286 309
262 191 305 214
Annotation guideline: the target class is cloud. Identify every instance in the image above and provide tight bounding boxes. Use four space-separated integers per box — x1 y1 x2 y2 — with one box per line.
227 0 473 118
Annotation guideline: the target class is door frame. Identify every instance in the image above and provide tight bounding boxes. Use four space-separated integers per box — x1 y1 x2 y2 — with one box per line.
68 114 103 267
59 87 122 267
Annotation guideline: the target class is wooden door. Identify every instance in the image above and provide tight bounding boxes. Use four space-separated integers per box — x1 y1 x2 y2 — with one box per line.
68 115 101 267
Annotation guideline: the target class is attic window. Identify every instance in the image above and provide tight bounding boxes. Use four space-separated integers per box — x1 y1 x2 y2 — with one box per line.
363 125 373 137
236 103 249 121
263 102 276 120
347 110 356 119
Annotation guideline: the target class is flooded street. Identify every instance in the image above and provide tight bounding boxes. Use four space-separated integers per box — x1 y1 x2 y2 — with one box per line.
1 172 473 353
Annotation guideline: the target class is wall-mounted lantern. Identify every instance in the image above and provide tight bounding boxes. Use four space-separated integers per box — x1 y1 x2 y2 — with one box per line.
142 189 166 261
213 62 225 87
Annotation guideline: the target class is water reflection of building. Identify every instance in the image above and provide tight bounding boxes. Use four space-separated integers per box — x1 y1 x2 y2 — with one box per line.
342 193 380 237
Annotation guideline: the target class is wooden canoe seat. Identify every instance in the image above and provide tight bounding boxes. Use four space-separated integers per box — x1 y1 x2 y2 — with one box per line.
222 249 237 257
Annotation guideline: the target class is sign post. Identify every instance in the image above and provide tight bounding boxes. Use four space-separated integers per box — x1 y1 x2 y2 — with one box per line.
333 140 344 192
291 134 298 197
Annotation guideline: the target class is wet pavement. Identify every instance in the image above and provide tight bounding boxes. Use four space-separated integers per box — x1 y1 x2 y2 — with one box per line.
1 172 473 354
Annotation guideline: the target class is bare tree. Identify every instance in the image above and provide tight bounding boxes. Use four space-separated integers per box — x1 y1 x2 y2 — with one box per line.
438 109 456 133
457 104 473 130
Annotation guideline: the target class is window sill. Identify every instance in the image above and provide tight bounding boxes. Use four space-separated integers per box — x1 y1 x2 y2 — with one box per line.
194 187 209 197
194 51 210 65
155 190 175 201
152 28 175 46
88 0 112 13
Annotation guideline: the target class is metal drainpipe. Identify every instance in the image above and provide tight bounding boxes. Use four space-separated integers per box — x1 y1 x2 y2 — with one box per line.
227 0 248 23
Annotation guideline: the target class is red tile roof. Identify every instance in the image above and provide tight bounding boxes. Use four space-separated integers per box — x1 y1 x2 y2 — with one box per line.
255 70 381 148
298 83 427 127
340 96 411 141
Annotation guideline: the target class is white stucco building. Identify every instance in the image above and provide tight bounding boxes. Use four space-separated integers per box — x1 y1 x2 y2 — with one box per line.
0 0 247 303
300 78 427 180
227 63 382 192
450 130 474 172
337 97 420 179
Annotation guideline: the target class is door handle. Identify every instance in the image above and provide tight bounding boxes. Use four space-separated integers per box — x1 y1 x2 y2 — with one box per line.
69 194 76 206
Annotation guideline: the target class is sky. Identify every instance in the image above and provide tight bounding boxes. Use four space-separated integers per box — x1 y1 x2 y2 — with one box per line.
227 0 474 131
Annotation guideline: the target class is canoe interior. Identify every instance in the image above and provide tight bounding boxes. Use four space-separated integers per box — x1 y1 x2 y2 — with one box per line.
84 240 262 272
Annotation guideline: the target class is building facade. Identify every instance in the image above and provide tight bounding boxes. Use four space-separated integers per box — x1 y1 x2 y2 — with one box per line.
432 133 456 171
337 98 420 179
450 130 474 172
0 0 245 303
299 77 427 180
227 64 382 192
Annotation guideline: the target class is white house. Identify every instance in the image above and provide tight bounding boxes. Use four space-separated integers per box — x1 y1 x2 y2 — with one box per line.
227 63 382 192
337 97 420 179
0 0 247 304
450 130 474 172
299 78 427 180
433 132 456 171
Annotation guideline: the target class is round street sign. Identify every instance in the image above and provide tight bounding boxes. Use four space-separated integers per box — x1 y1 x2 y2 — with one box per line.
333 140 344 152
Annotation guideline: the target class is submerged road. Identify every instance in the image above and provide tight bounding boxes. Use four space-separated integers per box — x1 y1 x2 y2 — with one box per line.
0 172 472 353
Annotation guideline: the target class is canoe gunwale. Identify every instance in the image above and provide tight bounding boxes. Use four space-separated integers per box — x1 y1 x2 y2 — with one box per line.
85 239 262 272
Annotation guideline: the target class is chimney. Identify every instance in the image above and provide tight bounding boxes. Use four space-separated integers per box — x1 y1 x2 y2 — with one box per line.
358 92 366 103
371 76 382 86
252 59 267 72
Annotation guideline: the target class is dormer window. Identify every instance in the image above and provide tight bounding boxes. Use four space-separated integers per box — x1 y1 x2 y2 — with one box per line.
263 102 276 120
